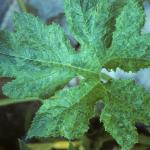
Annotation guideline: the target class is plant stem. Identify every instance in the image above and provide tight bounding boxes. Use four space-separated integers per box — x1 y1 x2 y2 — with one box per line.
0 98 42 106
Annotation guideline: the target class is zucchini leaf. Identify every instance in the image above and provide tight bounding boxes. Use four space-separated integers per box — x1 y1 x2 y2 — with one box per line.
27 81 105 139
101 80 150 150
0 0 150 150
104 0 150 71
0 13 100 99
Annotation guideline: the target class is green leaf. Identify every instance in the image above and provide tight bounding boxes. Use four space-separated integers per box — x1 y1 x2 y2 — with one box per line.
104 58 150 72
0 6 103 144
101 80 150 150
103 0 150 70
65 0 126 59
0 98 40 106
111 0 144 52
65 0 107 47
0 0 150 150
27 81 104 139
65 0 150 71
0 13 100 99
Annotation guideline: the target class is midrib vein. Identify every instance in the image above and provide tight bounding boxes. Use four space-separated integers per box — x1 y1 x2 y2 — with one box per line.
0 52 99 77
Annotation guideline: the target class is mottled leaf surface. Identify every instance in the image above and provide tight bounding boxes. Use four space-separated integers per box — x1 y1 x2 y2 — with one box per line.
101 80 150 150
104 0 150 71
65 0 126 60
0 13 100 99
27 81 104 139
0 0 150 150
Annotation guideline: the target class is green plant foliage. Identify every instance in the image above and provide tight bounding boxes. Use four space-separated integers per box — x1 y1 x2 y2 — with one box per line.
105 0 150 71
0 0 150 150
101 80 150 150
27 81 104 139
